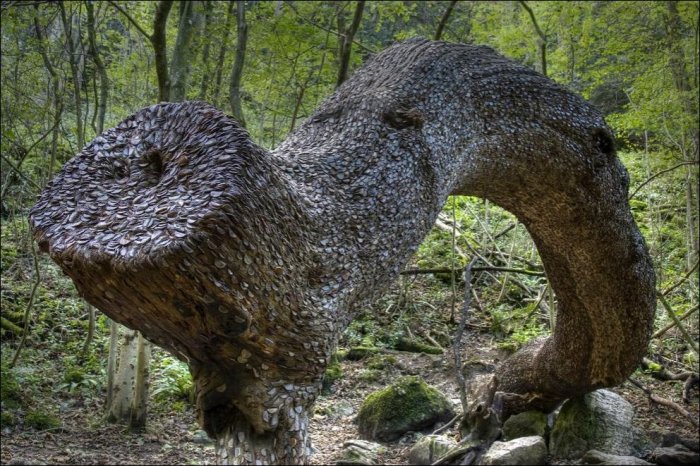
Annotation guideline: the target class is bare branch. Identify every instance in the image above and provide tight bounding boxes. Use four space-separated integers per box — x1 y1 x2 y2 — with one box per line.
629 161 699 200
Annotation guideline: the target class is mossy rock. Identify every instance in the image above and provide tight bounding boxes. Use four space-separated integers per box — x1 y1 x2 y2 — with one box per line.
394 337 443 355
502 411 549 441
357 376 454 441
347 346 381 361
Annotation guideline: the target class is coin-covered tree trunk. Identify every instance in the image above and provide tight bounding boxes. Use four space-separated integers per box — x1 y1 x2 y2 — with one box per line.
30 39 655 465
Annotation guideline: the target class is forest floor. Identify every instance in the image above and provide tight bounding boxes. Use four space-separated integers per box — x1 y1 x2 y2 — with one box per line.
1 218 698 465
1 331 698 465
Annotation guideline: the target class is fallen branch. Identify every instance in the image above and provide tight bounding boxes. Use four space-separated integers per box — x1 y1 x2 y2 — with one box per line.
628 377 699 427
641 357 695 381
652 304 699 339
660 259 699 297
657 293 699 355
431 413 462 435
401 266 545 277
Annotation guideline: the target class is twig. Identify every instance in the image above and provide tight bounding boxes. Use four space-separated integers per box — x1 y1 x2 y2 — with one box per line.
628 377 699 427
660 259 699 296
284 1 376 53
401 266 545 277
653 304 699 339
641 357 695 381
0 153 40 190
657 292 699 355
629 161 699 200
10 241 41 367
454 258 477 416
431 413 462 435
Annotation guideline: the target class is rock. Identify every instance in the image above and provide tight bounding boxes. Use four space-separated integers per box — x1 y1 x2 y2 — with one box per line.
502 410 549 440
661 432 700 452
550 389 634 459
580 449 652 465
337 439 386 465
651 444 700 466
192 429 214 445
482 436 547 465
357 376 454 441
407 434 456 465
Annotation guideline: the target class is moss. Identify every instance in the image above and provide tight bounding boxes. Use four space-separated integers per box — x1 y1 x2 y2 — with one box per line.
358 369 381 383
322 359 344 393
346 346 381 360
1 410 16 427
366 354 398 370
394 337 443 355
357 376 454 441
0 364 22 409
25 409 61 430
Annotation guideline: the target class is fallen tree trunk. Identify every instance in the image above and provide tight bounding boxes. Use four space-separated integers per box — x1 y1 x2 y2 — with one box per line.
29 38 655 464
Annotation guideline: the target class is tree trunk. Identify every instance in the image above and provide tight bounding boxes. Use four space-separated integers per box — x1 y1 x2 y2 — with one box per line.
86 0 108 134
198 0 214 100
169 0 198 102
106 326 151 430
336 0 365 88
212 1 235 108
59 2 85 148
229 0 248 126
519 1 547 77
664 0 699 267
152 1 173 102
434 0 458 40
33 6 63 180
30 39 656 464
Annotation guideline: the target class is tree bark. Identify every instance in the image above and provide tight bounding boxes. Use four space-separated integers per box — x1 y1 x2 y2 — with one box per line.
198 0 213 100
152 1 173 102
59 2 85 148
229 0 248 126
336 0 365 88
169 0 198 102
86 1 108 135
210 1 235 108
30 39 655 464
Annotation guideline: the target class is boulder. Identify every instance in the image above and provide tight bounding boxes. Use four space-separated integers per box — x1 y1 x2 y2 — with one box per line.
407 434 456 465
550 389 634 459
580 449 652 465
336 439 386 465
482 436 547 465
357 376 454 441
502 411 549 441
651 444 700 466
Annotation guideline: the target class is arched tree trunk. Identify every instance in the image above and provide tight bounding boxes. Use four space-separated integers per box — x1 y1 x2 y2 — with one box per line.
29 39 655 464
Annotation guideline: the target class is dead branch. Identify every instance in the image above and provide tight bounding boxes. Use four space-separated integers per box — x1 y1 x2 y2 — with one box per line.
653 304 699 339
657 292 699 355
401 266 545 277
628 377 699 427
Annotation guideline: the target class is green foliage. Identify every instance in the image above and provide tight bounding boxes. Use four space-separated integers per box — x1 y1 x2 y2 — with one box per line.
1 363 22 409
152 356 194 403
24 409 60 430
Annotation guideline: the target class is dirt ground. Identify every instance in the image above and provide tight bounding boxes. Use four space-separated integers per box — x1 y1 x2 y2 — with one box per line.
1 330 697 465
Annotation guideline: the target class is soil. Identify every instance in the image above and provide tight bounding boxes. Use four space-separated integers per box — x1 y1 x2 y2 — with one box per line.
1 330 697 465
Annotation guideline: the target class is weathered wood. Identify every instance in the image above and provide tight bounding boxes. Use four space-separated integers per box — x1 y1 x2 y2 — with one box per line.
30 39 655 464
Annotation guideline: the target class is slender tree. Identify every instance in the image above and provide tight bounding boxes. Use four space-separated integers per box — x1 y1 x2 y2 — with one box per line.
229 1 248 126
336 0 365 88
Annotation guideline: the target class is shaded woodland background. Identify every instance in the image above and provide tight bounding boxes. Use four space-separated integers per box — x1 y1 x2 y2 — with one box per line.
0 0 698 457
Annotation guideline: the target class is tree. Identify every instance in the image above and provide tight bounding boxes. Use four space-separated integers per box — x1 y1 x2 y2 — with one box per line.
109 0 173 101
169 0 199 102
229 0 248 126
30 38 655 464
336 0 365 88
